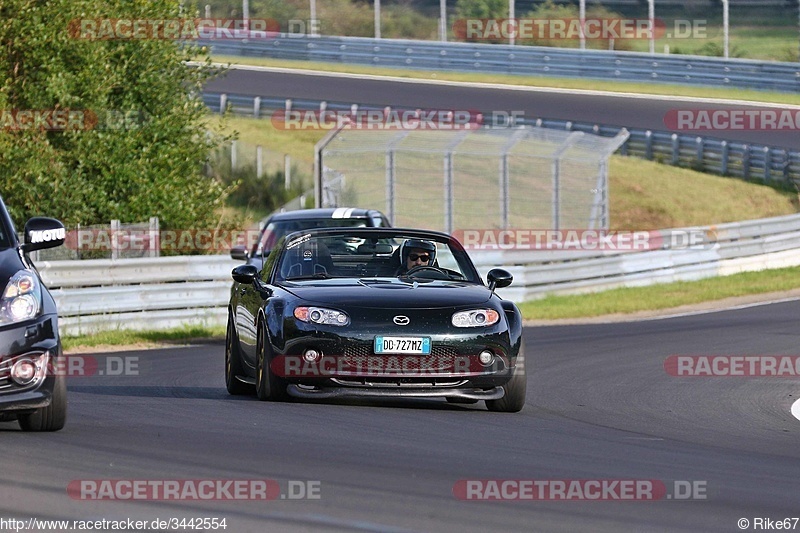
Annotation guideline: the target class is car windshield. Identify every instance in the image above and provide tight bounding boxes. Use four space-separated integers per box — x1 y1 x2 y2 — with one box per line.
274 230 479 283
257 218 372 254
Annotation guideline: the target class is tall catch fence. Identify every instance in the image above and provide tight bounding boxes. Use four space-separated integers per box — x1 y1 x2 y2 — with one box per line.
317 125 629 232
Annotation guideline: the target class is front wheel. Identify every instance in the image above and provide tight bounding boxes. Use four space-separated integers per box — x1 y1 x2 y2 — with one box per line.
225 314 252 395
18 372 67 431
485 351 527 413
256 322 290 402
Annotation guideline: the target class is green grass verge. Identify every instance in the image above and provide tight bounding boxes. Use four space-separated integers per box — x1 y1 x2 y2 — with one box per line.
609 156 798 230
518 265 800 320
62 325 226 352
210 55 800 106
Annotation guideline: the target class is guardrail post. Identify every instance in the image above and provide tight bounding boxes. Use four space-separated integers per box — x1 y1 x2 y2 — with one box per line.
231 140 237 170
253 96 261 118
783 152 791 185
645 130 653 160
743 145 751 180
763 147 772 183
720 141 729 176
257 145 263 178
671 133 679 165
219 94 227 115
695 137 704 170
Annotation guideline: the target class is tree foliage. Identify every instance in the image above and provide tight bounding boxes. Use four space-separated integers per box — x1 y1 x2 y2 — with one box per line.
0 0 228 228
455 0 507 20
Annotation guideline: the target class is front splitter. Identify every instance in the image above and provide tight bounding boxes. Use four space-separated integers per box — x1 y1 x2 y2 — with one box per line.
286 384 504 400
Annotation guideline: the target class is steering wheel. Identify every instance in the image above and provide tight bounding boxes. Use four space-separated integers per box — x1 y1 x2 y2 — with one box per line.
403 265 449 279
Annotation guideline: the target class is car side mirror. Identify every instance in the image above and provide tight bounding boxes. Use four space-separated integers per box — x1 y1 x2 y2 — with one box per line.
230 245 249 261
232 264 258 284
23 217 66 252
487 268 513 291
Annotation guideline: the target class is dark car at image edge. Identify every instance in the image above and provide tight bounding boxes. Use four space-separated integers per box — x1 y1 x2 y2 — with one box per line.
0 197 67 431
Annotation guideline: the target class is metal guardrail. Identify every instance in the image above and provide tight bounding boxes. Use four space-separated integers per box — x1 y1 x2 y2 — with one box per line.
469 213 800 302
200 35 800 93
37 214 800 335
39 256 239 336
203 91 800 187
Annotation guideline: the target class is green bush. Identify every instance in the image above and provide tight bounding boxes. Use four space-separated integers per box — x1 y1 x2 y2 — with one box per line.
0 0 228 229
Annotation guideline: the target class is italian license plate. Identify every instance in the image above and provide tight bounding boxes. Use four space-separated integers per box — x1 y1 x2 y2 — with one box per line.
374 336 431 355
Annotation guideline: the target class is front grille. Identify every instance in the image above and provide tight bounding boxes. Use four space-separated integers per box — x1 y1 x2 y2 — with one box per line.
342 344 461 373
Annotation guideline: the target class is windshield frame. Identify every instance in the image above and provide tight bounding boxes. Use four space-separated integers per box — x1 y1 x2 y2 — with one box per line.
267 228 482 285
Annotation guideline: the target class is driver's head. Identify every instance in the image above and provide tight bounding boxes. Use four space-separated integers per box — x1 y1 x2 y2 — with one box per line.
400 239 436 270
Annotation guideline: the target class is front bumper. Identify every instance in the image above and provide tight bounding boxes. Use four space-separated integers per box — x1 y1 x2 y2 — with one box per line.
0 314 60 413
287 384 504 400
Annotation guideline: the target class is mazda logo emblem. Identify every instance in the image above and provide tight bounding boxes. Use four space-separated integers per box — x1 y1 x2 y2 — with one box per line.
393 315 410 325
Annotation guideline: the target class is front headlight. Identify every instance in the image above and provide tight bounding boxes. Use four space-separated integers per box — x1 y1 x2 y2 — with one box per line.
0 270 42 324
452 309 500 328
294 306 350 326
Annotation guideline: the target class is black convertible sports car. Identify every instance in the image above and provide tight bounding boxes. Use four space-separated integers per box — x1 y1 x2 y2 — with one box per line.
0 198 67 431
226 228 526 412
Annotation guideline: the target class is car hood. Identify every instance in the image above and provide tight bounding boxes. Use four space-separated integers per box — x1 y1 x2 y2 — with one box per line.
281 278 492 308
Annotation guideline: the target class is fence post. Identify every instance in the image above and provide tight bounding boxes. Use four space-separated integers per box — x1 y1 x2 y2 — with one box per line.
444 152 453 234
284 154 291 189
111 219 120 261
149 217 159 258
257 145 263 178
500 155 510 229
219 94 227 115
230 140 237 170
386 150 395 224
253 96 261 118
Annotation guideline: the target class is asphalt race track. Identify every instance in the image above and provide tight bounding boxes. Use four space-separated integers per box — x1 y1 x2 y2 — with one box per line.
206 66 800 150
2 300 799 532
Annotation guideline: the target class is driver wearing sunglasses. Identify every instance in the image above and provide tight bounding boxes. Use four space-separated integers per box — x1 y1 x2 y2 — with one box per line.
396 238 437 275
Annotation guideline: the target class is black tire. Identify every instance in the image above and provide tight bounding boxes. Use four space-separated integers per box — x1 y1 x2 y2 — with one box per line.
19 372 67 432
485 351 527 413
225 314 252 395
256 321 290 402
